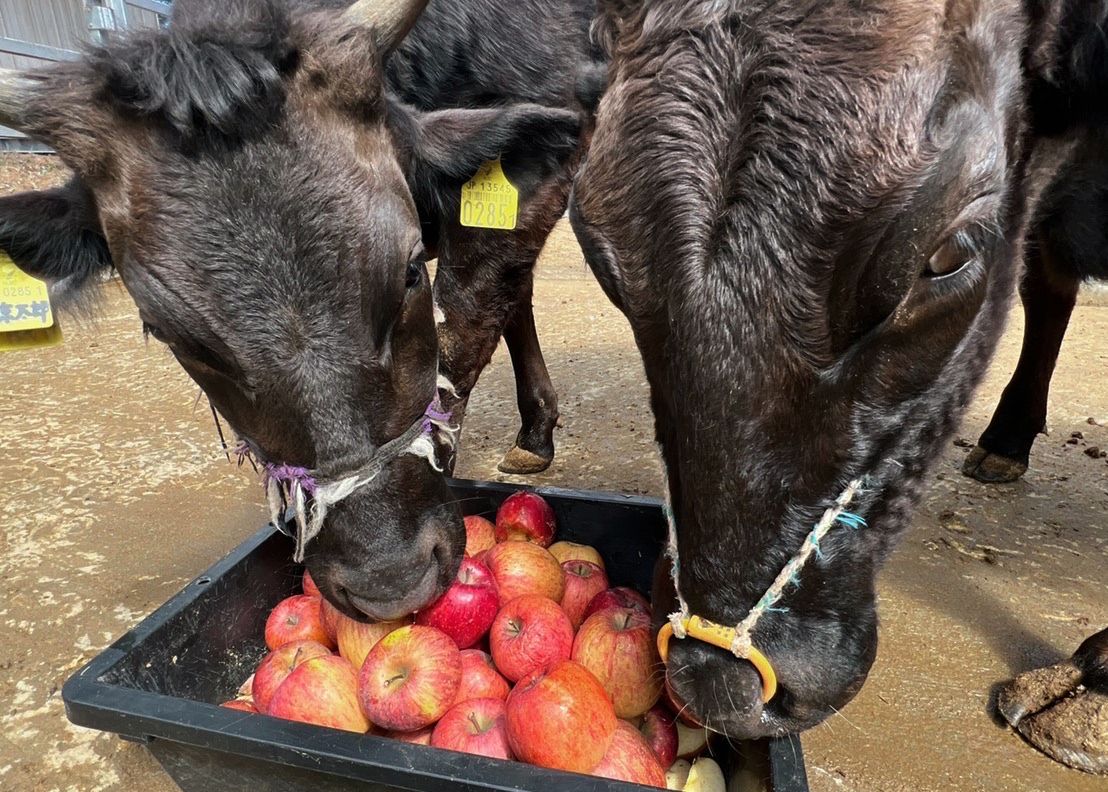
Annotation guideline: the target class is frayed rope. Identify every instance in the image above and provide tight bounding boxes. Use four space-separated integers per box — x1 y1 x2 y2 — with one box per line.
240 396 458 563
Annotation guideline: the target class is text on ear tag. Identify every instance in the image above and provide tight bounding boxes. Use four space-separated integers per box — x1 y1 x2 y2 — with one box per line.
0 252 63 352
460 159 519 231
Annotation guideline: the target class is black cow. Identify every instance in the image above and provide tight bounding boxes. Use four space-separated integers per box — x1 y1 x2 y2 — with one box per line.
0 0 596 622
964 130 1108 483
571 0 1105 775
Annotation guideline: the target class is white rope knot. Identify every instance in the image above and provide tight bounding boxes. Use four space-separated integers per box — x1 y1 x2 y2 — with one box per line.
668 611 689 639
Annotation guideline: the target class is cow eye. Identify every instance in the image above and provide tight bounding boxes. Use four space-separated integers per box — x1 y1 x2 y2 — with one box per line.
406 260 423 289
924 237 973 279
406 245 426 289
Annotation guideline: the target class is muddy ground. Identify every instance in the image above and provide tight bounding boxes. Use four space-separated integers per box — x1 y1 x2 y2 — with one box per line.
1 154 1105 792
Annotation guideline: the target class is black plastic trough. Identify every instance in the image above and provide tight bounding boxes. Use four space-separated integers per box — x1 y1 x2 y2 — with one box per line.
63 479 810 792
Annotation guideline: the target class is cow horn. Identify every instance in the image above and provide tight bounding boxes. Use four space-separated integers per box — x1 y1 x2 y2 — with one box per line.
343 0 429 53
0 69 32 130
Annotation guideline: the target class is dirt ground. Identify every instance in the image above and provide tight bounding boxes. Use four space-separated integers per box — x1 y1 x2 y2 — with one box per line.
1 154 1105 792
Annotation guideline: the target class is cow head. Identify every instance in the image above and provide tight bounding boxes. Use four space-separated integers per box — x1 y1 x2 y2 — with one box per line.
0 0 581 621
571 0 1027 737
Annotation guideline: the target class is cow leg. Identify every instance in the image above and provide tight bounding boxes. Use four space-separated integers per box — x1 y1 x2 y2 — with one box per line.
498 282 559 474
996 628 1108 775
963 241 1079 483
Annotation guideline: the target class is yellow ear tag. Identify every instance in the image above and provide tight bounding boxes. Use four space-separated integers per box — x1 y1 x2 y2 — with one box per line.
460 158 519 231
0 252 63 352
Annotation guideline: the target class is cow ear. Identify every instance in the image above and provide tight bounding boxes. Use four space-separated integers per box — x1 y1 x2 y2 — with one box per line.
0 177 112 309
398 101 582 226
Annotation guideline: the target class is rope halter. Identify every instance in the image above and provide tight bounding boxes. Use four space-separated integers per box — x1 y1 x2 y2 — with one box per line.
657 478 867 704
238 395 457 563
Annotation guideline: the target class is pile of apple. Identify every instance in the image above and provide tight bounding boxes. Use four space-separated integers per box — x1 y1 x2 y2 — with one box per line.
221 492 723 791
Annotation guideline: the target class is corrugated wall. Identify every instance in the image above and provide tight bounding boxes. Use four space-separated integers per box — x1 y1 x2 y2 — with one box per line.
0 0 170 148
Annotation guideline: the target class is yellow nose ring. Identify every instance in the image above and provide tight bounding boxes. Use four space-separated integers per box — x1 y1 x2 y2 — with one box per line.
657 615 778 703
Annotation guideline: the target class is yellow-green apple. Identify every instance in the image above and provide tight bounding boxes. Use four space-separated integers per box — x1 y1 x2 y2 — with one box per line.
494 492 556 546
582 587 651 622
415 557 499 649
431 698 513 760
560 561 609 629
590 720 666 787
682 757 726 792
453 649 510 704
675 721 710 759
464 515 497 557
485 541 564 604
252 640 332 713
336 613 410 671
237 674 255 699
572 607 662 718
386 727 433 745
548 541 605 569
301 569 321 598
357 625 462 731
267 655 369 733
639 704 679 768
666 759 691 790
265 595 334 650
489 595 573 682
504 660 616 773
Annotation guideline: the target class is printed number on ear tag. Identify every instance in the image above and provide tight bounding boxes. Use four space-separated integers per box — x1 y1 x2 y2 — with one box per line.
0 252 62 352
460 159 519 231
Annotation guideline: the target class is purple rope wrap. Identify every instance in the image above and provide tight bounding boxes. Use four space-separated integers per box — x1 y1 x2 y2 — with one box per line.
263 464 319 496
235 395 456 561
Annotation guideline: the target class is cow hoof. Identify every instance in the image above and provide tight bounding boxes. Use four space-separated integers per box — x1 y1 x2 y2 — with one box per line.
497 446 552 475
998 661 1084 727
1015 689 1108 775
961 446 1028 483
998 661 1108 775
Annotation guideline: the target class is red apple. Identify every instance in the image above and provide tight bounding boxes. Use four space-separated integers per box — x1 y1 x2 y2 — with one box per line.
267 655 369 733
495 492 557 546
572 607 662 718
590 720 666 787
560 560 610 629
582 587 651 622
464 515 497 557
252 640 332 713
301 569 321 598
639 704 678 768
505 660 616 773
484 541 564 604
431 698 513 760
548 541 605 570
320 598 342 643
415 557 499 649
335 613 410 671
220 699 257 713
454 649 510 704
386 727 433 745
357 625 462 732
665 680 705 728
265 595 334 651
489 595 573 682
